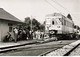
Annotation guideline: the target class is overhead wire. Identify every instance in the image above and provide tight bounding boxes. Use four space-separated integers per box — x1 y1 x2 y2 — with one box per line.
51 0 78 21
44 0 63 14
44 0 79 24
51 0 70 13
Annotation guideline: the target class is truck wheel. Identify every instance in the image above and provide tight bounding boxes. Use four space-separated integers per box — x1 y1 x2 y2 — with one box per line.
9 37 13 41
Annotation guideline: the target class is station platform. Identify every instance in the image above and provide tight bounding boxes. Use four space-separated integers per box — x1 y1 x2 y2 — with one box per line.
0 38 56 49
0 40 37 49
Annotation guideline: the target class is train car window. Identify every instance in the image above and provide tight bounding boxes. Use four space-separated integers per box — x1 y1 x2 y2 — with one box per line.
67 21 69 27
68 22 70 27
68 21 69 26
64 20 65 25
52 21 54 25
55 18 61 25
59 18 63 25
66 20 67 26
59 18 62 22
70 23 71 27
46 18 51 24
62 19 64 25
52 18 57 25
74 25 76 28
69 22 70 27
66 21 68 26
73 24 74 27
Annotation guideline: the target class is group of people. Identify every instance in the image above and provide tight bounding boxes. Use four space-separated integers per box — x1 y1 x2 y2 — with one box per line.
13 27 33 42
3 27 45 43
35 30 44 40
13 27 45 42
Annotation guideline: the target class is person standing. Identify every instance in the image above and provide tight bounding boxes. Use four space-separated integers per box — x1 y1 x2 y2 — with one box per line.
18 29 22 40
29 30 33 40
40 32 44 40
13 27 18 43
22 29 27 40
26 29 29 40
35 30 41 40
35 30 38 40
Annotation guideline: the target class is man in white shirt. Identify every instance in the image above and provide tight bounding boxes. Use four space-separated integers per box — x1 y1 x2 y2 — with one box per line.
13 27 18 43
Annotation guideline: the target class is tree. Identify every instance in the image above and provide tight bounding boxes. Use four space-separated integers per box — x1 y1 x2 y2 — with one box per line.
24 17 41 31
25 17 31 24
24 17 31 31
40 24 45 32
32 18 40 31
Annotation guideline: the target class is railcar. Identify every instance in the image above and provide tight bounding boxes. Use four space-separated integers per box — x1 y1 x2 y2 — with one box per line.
45 13 75 40
73 25 80 39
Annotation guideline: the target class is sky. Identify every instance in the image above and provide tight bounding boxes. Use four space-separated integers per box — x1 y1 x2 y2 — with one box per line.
0 0 80 26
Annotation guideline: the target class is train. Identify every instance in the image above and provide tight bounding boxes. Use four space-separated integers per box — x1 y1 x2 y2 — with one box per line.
45 13 80 40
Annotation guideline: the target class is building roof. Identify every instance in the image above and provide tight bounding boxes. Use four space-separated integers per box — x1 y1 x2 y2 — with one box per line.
0 8 23 23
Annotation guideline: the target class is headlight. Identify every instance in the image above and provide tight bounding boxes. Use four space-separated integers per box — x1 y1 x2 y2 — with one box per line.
49 31 55 34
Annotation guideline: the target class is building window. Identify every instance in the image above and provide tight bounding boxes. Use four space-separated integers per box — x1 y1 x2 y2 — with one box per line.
9 26 12 32
8 23 13 26
8 23 13 32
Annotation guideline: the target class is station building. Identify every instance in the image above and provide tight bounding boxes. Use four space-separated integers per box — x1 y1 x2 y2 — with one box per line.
0 8 23 41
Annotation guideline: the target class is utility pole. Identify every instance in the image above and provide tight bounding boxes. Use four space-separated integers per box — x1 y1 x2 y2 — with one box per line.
30 16 32 31
30 16 33 40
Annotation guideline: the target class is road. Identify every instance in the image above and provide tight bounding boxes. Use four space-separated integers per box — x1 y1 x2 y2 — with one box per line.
0 40 76 56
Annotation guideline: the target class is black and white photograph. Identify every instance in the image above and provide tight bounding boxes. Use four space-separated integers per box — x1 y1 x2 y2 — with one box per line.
0 0 79 56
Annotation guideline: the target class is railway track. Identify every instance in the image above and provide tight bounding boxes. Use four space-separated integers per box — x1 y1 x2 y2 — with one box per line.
69 44 80 56
41 40 80 56
0 40 76 56
64 43 80 56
